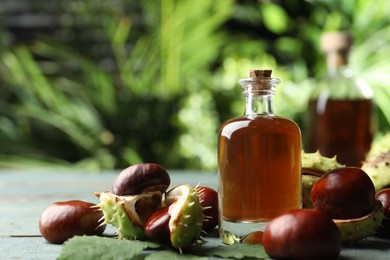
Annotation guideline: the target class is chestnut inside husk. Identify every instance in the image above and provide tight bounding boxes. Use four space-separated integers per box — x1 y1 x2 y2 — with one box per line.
301 151 344 209
310 166 385 242
144 206 171 244
311 167 376 219
195 186 218 232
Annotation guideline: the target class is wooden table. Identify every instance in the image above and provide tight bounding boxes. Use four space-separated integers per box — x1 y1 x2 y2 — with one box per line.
1 170 390 259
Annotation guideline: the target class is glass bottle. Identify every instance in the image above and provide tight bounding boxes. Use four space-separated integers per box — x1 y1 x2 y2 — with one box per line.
305 32 375 167
218 69 302 244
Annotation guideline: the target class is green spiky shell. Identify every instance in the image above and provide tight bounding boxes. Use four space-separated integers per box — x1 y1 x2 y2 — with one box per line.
302 175 320 209
302 151 344 174
165 184 204 250
95 191 162 240
362 151 390 191
334 201 384 243
366 132 390 160
301 151 344 209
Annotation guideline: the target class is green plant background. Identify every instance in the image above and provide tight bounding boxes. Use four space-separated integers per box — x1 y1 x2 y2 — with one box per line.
0 0 389 170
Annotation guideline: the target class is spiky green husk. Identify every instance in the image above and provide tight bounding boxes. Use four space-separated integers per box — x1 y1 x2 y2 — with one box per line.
366 132 390 160
334 201 384 243
302 175 320 209
302 151 344 174
301 151 344 209
362 151 390 191
95 191 162 240
166 184 204 250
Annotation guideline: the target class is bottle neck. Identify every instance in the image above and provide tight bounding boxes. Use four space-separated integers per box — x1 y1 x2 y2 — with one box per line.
238 77 279 117
326 50 350 77
319 50 373 100
244 91 274 116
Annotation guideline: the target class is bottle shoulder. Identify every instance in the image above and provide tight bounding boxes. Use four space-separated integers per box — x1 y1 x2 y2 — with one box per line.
219 115 300 134
310 71 373 100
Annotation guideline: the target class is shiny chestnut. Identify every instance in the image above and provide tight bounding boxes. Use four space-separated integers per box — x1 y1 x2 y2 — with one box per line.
375 188 390 237
263 209 341 260
39 200 105 244
311 167 376 219
112 163 170 196
195 186 218 232
143 205 171 244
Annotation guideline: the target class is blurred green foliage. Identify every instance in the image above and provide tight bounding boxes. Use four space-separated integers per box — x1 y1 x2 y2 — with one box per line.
0 0 389 170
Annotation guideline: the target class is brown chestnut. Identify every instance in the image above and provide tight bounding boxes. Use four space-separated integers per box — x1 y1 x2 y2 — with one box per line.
311 167 376 219
112 163 170 195
263 209 341 260
195 186 218 232
242 231 263 245
375 188 390 237
143 205 171 244
39 200 105 244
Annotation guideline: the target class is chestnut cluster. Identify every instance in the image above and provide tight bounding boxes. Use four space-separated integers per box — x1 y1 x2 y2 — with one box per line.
38 163 219 249
245 165 388 260
144 185 219 244
111 163 218 234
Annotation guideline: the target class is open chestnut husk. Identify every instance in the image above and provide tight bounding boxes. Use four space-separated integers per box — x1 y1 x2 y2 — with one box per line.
263 209 341 260
112 163 170 196
362 151 390 192
39 200 106 244
301 151 344 177
311 166 385 242
95 163 171 240
143 185 216 249
94 191 162 240
301 151 344 208
333 200 384 242
144 184 204 251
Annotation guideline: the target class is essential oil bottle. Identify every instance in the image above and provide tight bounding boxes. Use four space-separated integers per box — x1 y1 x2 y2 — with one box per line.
218 69 302 244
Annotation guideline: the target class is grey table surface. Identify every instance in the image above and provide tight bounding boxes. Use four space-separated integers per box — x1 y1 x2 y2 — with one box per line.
1 169 389 260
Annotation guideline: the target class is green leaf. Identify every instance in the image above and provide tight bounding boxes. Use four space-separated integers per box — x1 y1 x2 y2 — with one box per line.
199 243 268 259
261 3 290 34
146 251 207 260
57 235 269 260
323 11 343 31
57 236 162 260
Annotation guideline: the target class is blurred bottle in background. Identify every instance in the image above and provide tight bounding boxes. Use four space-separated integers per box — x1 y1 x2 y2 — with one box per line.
305 31 375 167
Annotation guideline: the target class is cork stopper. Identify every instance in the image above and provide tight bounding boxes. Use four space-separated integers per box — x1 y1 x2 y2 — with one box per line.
248 69 272 78
320 31 352 53
321 32 352 67
239 69 279 93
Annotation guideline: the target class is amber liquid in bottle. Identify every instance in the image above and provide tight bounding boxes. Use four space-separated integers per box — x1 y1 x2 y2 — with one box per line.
218 71 301 244
306 98 374 166
219 116 301 220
